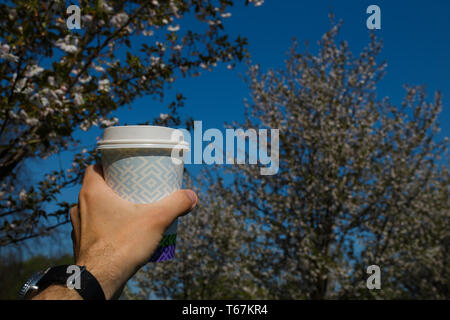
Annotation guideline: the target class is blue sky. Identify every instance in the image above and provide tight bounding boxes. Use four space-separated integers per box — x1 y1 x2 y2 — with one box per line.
109 0 450 141
28 0 450 254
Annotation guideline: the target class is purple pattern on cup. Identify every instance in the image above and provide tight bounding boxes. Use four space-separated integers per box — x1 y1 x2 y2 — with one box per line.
150 244 176 262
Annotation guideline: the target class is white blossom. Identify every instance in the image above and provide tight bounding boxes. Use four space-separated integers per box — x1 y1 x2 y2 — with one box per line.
111 13 129 28
101 0 113 12
142 29 154 37
0 44 10 53
25 65 44 77
74 93 84 106
82 14 93 23
93 64 106 73
19 189 27 201
167 24 180 32
0 43 19 62
25 117 39 126
41 107 54 116
13 77 28 93
47 76 55 87
249 0 264 7
98 78 111 92
99 117 118 127
207 19 222 26
55 36 78 53
8 110 18 119
80 120 90 131
79 74 92 84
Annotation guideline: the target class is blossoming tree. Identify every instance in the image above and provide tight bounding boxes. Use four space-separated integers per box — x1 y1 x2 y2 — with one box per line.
0 0 261 246
130 22 449 299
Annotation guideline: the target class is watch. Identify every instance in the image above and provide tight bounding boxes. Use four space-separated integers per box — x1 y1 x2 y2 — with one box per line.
18 265 106 300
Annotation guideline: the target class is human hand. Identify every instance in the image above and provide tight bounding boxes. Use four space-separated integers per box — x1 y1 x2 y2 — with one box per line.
69 164 197 299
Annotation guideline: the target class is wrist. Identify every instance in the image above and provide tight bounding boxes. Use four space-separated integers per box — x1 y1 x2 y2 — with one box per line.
33 284 82 300
28 264 108 300
76 259 120 300
76 243 133 300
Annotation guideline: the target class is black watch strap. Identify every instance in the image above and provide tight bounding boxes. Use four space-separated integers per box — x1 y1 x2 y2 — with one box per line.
37 265 106 300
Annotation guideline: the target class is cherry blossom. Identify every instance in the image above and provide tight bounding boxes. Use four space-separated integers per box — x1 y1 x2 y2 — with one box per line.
167 24 180 32
129 23 449 300
111 13 129 28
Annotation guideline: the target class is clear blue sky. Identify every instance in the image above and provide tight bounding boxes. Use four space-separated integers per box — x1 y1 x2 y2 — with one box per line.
112 0 450 143
28 0 450 254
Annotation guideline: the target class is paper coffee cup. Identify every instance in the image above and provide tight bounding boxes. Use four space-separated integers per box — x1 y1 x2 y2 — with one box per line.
97 125 189 262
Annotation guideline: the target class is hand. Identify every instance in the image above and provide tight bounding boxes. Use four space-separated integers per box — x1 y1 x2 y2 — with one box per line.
69 164 197 299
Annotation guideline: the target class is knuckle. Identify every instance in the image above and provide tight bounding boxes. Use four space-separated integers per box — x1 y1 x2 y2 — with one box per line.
78 188 86 202
80 164 94 185
174 190 192 206
69 206 78 220
78 186 92 203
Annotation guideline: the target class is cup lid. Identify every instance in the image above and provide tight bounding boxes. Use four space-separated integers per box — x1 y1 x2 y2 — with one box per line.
97 125 189 150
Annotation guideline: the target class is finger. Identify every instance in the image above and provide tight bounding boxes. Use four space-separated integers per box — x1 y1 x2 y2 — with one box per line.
111 283 127 300
143 189 197 229
80 163 126 206
71 229 78 261
69 206 81 259
81 163 108 192
69 206 81 238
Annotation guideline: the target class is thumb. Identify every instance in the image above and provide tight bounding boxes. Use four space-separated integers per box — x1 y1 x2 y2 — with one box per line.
144 189 198 229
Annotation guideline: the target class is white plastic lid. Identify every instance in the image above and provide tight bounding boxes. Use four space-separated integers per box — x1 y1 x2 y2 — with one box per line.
97 125 189 150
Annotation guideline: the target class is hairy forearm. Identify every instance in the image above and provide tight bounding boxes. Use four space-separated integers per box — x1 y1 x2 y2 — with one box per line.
32 285 82 300
30 261 120 300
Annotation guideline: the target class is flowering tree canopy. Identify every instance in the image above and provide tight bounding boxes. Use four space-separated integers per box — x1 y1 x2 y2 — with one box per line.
130 22 449 299
0 0 260 246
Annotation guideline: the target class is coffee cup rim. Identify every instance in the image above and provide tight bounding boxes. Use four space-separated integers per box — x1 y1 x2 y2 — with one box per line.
98 125 189 150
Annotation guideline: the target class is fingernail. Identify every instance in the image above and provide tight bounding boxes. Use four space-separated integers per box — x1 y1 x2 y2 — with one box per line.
185 190 197 208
